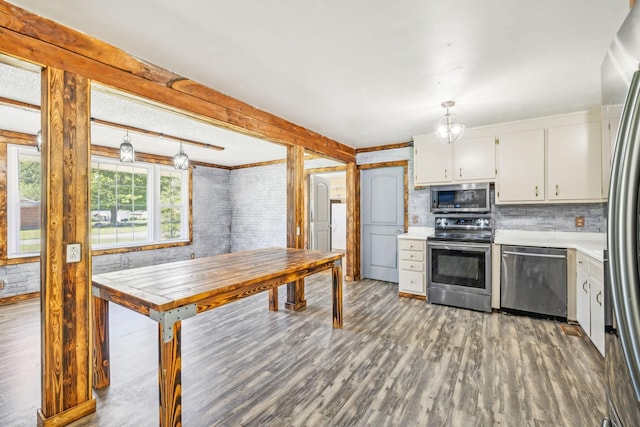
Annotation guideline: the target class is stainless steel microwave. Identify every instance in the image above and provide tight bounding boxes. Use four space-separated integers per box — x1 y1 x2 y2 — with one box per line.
430 183 491 213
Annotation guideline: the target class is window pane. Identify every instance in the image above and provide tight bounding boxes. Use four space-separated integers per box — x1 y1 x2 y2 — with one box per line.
160 171 182 205
159 169 184 242
160 207 182 240
91 162 149 246
18 152 41 253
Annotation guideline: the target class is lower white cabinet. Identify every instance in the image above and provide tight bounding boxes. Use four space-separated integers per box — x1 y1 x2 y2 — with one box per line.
398 238 426 297
576 252 605 356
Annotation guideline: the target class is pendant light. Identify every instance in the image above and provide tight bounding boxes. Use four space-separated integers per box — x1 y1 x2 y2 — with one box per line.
119 130 135 162
173 141 189 170
36 130 42 152
434 100 465 144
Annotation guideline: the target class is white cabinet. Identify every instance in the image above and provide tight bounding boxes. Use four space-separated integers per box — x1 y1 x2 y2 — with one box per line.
547 122 603 201
496 117 605 204
413 134 452 184
414 133 495 186
576 252 605 356
398 238 426 298
453 136 496 181
496 129 545 203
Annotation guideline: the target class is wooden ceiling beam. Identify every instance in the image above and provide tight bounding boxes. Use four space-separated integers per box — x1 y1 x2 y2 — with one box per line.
90 118 225 151
0 1 355 163
0 95 225 151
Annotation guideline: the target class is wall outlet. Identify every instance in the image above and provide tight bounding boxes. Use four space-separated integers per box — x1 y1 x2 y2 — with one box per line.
67 243 81 263
575 216 585 228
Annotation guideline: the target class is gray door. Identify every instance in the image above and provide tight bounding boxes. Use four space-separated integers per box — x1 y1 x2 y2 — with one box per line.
309 175 330 252
361 166 405 282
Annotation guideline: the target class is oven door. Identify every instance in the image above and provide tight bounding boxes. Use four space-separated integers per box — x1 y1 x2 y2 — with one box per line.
427 240 492 312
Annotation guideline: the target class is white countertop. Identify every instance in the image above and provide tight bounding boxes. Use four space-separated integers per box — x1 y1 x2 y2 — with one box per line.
494 230 606 261
397 226 433 240
397 228 606 261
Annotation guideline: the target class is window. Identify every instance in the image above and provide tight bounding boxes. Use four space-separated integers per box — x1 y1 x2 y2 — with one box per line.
90 157 188 250
7 145 42 256
7 146 190 257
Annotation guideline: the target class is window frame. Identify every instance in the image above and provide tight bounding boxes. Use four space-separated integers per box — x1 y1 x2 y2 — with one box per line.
6 144 193 260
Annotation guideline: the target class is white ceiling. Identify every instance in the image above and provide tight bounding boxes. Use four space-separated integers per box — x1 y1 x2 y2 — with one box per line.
1 0 632 164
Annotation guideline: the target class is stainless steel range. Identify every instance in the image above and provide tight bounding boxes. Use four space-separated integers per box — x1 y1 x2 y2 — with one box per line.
427 215 492 312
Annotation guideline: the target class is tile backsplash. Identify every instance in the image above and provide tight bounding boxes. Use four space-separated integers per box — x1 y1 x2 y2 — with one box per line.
494 202 606 232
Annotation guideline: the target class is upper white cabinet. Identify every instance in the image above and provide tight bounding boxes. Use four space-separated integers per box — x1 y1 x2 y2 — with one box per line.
413 134 452 184
496 129 545 203
414 133 495 186
547 121 602 201
453 136 496 181
494 112 605 204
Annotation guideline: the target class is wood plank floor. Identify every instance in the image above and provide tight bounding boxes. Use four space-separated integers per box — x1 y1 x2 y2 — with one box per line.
0 273 605 426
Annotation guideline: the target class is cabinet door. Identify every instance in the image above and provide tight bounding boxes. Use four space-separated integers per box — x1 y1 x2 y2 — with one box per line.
496 129 545 203
590 273 605 356
453 136 496 181
413 134 452 185
399 270 425 294
547 122 603 201
576 268 590 333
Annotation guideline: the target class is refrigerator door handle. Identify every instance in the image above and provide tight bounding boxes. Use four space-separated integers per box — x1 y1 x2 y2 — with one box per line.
608 68 640 400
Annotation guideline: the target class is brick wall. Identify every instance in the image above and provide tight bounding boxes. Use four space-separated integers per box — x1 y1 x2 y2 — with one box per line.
230 163 287 251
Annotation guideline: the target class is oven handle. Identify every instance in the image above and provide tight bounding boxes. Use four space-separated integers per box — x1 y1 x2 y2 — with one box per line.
428 241 491 250
502 250 566 259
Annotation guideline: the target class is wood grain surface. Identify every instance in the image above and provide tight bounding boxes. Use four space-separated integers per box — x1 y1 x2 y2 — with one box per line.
2 273 605 426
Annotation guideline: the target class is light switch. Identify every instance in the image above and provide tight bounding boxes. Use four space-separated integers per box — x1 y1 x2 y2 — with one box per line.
67 243 81 263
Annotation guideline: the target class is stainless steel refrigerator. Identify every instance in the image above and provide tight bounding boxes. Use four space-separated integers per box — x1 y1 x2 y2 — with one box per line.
603 4 640 426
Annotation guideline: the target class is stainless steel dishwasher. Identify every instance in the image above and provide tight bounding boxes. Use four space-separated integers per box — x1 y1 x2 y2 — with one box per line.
501 245 567 318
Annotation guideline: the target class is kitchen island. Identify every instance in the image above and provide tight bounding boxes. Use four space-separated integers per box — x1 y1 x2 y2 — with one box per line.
92 247 343 426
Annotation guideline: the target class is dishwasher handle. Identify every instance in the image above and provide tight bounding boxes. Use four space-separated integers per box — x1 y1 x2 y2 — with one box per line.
502 250 566 259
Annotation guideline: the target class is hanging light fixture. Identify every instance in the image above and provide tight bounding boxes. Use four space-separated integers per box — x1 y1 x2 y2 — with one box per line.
173 141 189 170
119 130 135 162
434 100 465 144
36 130 42 152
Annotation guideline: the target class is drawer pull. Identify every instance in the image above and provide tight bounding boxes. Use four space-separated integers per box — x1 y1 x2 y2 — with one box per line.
596 291 602 306
582 280 588 293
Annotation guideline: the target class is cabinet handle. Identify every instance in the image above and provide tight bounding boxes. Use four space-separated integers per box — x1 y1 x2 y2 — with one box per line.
535 185 538 197
582 280 588 293
444 168 448 178
459 168 462 177
596 291 602 306
555 185 559 196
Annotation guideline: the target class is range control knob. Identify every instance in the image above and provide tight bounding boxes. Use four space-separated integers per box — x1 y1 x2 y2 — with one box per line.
484 219 490 225
475 219 482 225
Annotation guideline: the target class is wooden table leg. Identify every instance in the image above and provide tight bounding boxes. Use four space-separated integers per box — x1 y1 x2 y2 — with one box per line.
93 296 111 389
158 320 182 427
269 287 278 311
332 261 343 328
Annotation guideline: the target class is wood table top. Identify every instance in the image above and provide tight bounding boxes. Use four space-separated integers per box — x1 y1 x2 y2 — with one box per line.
92 247 342 315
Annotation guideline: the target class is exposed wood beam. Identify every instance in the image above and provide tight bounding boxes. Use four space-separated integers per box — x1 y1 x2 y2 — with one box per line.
38 67 96 425
0 95 226 152
90 117 224 151
346 162 360 281
0 1 355 163
286 145 306 310
0 94 38 111
356 141 412 154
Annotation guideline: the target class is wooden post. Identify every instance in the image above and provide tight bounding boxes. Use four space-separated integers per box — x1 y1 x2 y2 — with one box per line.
158 321 182 426
345 162 360 281
285 145 306 310
38 67 95 425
